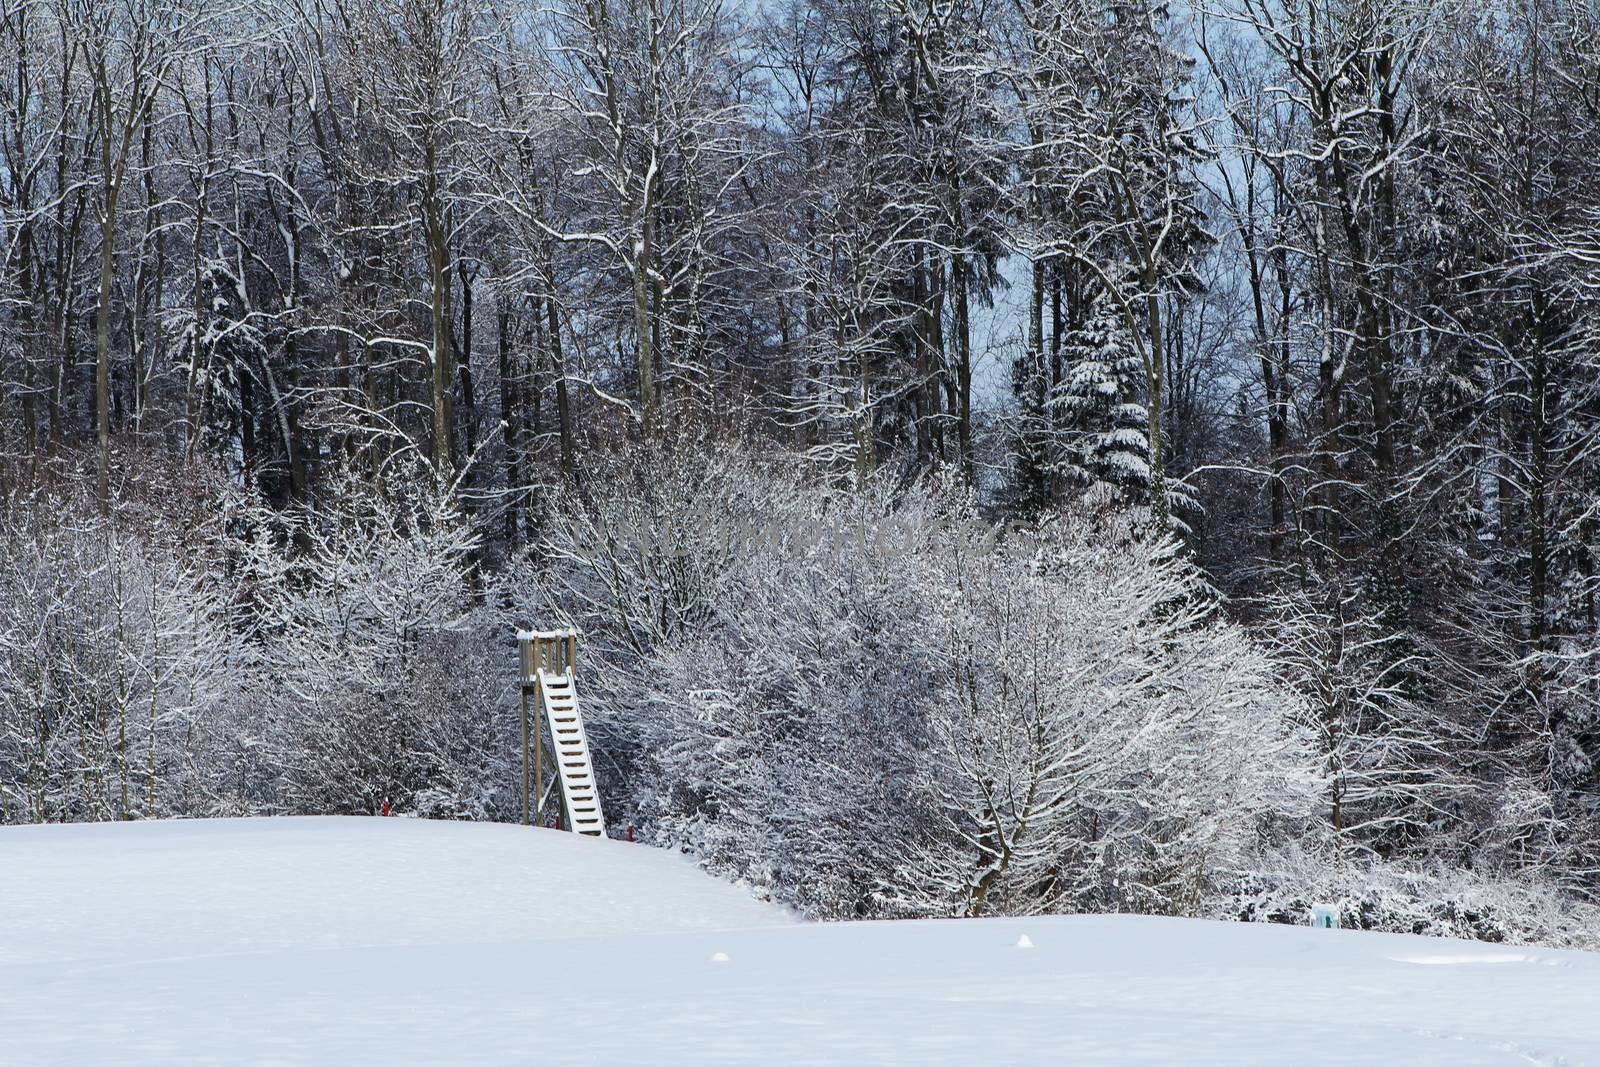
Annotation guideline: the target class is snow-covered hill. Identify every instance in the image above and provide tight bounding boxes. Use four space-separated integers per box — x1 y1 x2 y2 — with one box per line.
3 817 1598 1066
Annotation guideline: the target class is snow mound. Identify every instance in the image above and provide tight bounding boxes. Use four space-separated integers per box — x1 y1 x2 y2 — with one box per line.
0 815 786 967
4 817 1599 1065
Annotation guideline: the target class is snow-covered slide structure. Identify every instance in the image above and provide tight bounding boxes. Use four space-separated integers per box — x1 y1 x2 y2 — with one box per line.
517 629 606 836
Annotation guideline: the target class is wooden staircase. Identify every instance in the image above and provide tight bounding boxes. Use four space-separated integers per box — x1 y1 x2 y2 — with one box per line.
535 666 606 837
517 629 607 837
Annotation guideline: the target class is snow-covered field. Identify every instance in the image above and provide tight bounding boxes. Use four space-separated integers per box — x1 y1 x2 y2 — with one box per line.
3 817 1598 1066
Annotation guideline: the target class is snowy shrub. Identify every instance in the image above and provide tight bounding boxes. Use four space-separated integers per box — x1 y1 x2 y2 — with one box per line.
0 493 245 823
243 468 480 685
1255 587 1472 849
535 440 1322 919
239 467 503 816
1256 584 1600 904
264 628 510 819
1216 842 1600 951
908 523 1322 918
0 463 511 824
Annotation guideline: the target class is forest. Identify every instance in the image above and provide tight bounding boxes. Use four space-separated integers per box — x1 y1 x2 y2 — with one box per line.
1 0 1598 943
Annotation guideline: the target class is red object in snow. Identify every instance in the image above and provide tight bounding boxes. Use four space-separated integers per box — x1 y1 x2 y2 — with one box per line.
627 824 635 842
382 799 390 817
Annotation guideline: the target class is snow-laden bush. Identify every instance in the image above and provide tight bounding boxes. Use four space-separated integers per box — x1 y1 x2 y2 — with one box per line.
1253 586 1472 848
1254 583 1600 901
241 468 479 685
237 467 509 817
0 493 245 823
908 524 1322 918
0 463 514 823
1215 841 1600 951
535 441 1323 918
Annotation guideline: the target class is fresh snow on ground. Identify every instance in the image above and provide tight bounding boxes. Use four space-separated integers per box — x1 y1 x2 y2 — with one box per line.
4 817 1599 1066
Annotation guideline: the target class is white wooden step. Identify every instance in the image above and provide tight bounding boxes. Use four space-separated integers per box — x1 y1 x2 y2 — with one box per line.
537 667 607 837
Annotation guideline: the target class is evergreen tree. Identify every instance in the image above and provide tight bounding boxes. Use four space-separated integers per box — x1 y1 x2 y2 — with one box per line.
1054 301 1150 508
196 260 269 484
1054 298 1197 527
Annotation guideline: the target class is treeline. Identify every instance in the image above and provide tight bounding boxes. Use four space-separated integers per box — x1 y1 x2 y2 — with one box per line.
1 0 1598 928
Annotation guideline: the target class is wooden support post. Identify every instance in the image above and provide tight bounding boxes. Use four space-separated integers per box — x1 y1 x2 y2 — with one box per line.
533 670 544 827
519 638 533 826
519 682 531 826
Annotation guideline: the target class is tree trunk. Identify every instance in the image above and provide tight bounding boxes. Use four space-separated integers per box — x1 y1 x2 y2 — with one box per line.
954 252 973 481
456 260 478 467
633 224 657 434
424 155 456 480
497 301 522 544
1142 273 1169 534
96 183 115 513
